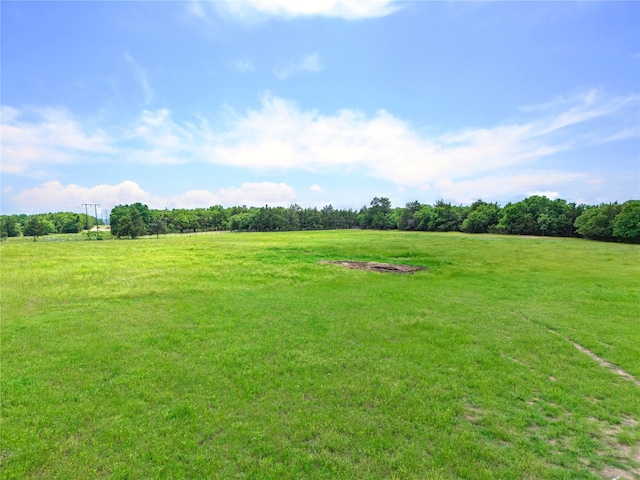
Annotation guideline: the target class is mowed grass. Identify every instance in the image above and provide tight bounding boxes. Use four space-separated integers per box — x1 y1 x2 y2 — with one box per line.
1 230 639 479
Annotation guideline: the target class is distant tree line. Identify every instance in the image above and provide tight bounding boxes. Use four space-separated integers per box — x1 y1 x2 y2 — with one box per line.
2 196 638 243
108 203 360 239
0 212 102 241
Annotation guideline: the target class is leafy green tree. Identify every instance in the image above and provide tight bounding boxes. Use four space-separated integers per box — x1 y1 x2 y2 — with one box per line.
397 201 422 230
110 204 148 238
320 204 337 229
414 201 463 232
359 197 395 229
41 218 56 235
460 201 501 233
173 209 200 233
251 206 288 231
335 209 359 229
148 212 169 238
497 196 573 236
432 200 464 232
23 216 46 241
414 205 435 231
286 204 302 230
300 208 323 230
228 210 258 231
204 205 228 231
120 209 146 239
574 203 622 242
58 214 82 233
0 216 21 238
612 200 640 243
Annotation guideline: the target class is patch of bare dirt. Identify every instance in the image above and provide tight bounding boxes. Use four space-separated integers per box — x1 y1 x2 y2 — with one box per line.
321 260 427 274
600 465 636 479
588 416 640 479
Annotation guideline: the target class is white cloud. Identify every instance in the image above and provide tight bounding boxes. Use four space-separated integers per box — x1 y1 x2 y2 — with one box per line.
435 172 584 205
195 0 402 22
11 180 156 213
527 190 560 200
163 190 219 210
10 180 297 212
203 91 638 187
3 90 637 206
217 182 296 206
125 53 153 104
0 107 114 175
125 108 200 165
274 53 322 79
310 184 325 192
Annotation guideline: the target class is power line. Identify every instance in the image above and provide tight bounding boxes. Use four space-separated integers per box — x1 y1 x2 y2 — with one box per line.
81 203 100 233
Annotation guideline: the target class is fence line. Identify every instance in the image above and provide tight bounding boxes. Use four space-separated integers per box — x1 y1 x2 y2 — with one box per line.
2 229 233 243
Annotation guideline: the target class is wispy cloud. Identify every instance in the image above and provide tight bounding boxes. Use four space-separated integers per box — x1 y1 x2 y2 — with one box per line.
201 90 638 187
435 172 584 205
3 89 637 205
125 52 153 104
274 53 322 79
189 0 402 23
11 180 297 212
234 59 254 73
11 180 154 213
0 106 113 175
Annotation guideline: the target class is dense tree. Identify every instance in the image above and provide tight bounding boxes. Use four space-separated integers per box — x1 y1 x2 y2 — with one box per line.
228 210 258 231
300 207 323 230
460 200 501 233
252 206 288 231
23 216 46 241
148 211 169 238
0 216 21 238
359 197 395 230
200 205 228 231
5 195 638 243
413 201 464 232
172 209 200 233
110 204 148 238
496 196 578 237
612 200 640 243
286 204 302 230
574 203 623 242
397 201 423 230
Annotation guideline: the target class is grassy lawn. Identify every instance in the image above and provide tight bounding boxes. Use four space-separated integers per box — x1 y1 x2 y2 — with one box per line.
1 230 639 479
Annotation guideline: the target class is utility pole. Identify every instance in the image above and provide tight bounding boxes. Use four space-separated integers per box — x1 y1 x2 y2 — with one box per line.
81 203 100 234
83 204 89 230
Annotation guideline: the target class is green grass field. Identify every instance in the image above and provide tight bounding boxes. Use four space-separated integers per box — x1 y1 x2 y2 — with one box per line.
2 230 639 479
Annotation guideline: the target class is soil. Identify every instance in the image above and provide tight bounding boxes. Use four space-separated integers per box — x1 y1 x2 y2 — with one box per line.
321 260 426 274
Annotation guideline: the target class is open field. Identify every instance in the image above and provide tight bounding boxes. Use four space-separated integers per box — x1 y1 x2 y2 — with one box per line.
1 230 639 479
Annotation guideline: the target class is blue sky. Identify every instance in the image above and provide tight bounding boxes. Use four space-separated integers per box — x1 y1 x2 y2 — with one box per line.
1 0 639 215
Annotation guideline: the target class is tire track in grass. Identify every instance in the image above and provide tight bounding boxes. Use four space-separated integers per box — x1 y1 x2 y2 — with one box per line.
569 342 640 388
520 313 640 387
519 313 640 480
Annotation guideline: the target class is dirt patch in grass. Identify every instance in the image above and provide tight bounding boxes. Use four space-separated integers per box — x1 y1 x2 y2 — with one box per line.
321 260 427 274
588 416 640 479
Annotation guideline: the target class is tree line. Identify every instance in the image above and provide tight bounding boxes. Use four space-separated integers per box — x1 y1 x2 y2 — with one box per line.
2 196 638 243
107 203 360 239
0 212 103 241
